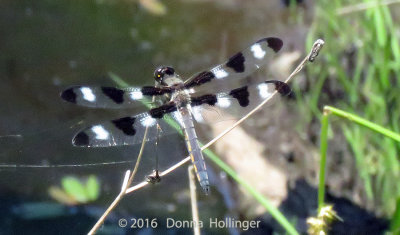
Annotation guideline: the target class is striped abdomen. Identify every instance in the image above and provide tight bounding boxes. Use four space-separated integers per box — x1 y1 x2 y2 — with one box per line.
178 105 210 194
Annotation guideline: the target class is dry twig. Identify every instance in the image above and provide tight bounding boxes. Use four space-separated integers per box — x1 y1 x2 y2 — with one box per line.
188 166 201 235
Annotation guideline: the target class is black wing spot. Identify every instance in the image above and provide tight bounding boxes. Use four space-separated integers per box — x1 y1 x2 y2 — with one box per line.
268 38 284 53
101 87 124 104
112 117 136 136
185 71 215 88
191 94 217 106
141 86 173 96
226 52 245 73
149 102 177 119
73 132 89 146
229 86 249 107
61 87 78 103
265 80 292 96
256 38 283 53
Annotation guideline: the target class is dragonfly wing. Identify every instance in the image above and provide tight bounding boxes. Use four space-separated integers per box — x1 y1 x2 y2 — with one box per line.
190 80 291 124
72 112 180 147
184 37 283 89
61 86 173 109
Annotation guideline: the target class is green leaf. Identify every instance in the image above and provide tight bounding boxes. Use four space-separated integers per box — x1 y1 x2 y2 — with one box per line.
48 186 77 205
86 175 100 201
62 176 88 203
139 0 167 16
391 33 400 65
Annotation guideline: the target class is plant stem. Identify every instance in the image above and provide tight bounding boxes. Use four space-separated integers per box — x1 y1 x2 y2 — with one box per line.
318 110 329 211
318 105 400 212
390 197 400 233
324 106 400 142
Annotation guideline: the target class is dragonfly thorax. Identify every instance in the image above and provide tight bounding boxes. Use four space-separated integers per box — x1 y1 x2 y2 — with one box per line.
170 88 191 107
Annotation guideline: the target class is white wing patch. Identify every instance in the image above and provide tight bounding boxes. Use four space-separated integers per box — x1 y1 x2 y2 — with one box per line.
129 89 144 100
213 69 228 79
92 125 110 140
257 83 273 99
191 106 204 123
251 44 266 60
80 87 96 102
140 115 157 127
216 97 231 108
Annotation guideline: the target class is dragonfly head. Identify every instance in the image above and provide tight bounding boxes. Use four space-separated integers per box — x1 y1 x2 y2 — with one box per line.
154 66 177 86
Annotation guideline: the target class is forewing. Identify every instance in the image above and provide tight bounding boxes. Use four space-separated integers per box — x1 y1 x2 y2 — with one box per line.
61 86 173 109
72 112 179 147
184 37 283 89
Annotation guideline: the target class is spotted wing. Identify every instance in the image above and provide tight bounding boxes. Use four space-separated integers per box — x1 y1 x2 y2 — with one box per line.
184 37 283 89
61 85 173 109
72 112 180 147
189 80 291 123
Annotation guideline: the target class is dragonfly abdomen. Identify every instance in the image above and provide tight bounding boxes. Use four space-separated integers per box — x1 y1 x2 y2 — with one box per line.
178 106 210 194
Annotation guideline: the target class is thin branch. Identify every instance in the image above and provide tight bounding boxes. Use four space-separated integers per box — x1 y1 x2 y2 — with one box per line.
88 127 150 235
88 85 162 235
126 127 150 186
188 166 200 235
88 170 131 235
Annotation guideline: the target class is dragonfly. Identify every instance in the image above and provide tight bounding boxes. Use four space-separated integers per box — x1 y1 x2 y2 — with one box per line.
61 37 291 195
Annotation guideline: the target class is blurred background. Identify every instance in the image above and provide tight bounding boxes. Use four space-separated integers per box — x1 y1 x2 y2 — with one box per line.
0 0 399 234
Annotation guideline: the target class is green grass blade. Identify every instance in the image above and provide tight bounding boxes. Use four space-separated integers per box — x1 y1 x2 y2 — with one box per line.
318 111 329 211
390 197 400 233
342 127 373 199
373 6 387 48
391 33 400 66
324 106 400 142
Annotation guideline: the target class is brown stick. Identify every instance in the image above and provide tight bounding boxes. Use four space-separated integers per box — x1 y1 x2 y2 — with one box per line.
188 166 200 235
88 127 150 235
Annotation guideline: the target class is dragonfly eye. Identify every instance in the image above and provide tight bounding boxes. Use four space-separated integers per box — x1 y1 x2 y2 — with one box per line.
154 66 175 83
154 67 164 82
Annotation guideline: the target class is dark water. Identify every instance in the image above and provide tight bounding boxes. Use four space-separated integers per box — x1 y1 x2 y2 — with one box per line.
0 0 306 234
